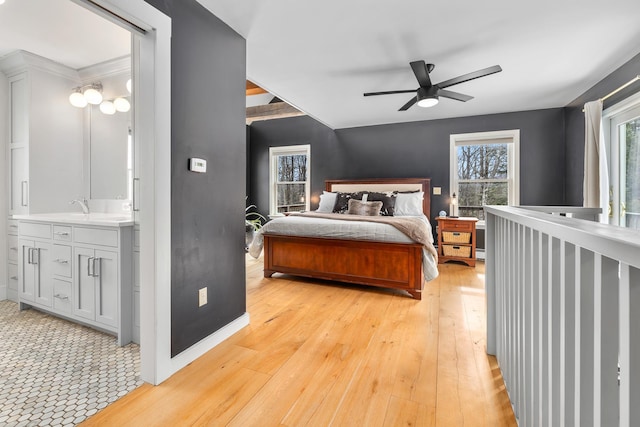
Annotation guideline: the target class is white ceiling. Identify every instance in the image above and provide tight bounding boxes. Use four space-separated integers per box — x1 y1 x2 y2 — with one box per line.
2 1 639 130
199 0 640 129
0 0 130 70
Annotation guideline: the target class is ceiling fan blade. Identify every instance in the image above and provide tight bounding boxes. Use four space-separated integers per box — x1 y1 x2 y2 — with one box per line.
410 60 432 87
399 97 417 111
437 89 473 102
437 65 502 89
364 89 416 96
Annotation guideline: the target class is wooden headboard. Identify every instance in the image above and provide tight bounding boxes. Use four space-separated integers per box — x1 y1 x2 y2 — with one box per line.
325 178 431 218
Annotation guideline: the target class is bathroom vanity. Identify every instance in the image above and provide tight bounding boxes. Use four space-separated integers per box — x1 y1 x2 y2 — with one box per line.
13 213 134 346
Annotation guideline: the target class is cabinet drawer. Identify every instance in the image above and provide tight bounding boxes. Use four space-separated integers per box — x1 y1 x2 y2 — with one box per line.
19 222 52 239
441 221 474 232
52 244 72 278
74 227 118 247
7 219 19 235
8 235 19 262
53 225 72 242
442 231 471 243
8 262 18 292
52 279 73 314
442 244 472 258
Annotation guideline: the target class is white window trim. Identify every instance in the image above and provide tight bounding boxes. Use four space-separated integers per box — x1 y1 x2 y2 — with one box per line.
450 129 520 224
603 90 640 225
269 144 311 216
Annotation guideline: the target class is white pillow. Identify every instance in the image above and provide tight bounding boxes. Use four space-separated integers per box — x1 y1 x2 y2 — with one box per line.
316 191 337 212
394 191 424 216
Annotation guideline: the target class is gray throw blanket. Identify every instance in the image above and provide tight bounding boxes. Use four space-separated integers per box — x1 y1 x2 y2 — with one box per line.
289 212 438 261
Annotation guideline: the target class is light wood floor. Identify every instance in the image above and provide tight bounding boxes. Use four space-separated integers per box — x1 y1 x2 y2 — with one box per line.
82 256 516 426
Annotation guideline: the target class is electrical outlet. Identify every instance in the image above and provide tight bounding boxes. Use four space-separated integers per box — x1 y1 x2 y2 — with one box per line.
433 187 442 195
198 287 207 307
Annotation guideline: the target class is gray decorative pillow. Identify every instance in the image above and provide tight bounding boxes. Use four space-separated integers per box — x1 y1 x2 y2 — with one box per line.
333 191 367 214
347 199 383 216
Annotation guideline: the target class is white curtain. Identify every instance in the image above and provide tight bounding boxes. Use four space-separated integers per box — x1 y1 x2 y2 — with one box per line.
583 100 609 223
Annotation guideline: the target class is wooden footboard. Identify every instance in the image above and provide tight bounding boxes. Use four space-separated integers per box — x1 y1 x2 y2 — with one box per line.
263 234 425 299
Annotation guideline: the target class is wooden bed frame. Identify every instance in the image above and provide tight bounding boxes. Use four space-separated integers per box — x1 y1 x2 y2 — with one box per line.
263 178 431 299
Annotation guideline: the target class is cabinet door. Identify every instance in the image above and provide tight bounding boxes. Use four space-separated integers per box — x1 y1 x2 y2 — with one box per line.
33 241 52 307
73 247 95 321
18 239 35 302
95 250 118 328
11 146 29 214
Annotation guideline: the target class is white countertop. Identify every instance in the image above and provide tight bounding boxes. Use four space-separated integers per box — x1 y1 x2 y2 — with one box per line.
13 212 134 227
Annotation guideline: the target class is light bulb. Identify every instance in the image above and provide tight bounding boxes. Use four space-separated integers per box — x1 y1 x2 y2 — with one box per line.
126 79 132 93
84 87 103 105
114 97 131 112
417 97 439 108
100 101 116 115
69 91 87 108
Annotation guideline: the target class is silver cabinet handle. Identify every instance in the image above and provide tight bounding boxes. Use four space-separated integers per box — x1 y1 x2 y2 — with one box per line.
21 181 28 206
27 247 33 264
9 224 18 229
10 247 18 251
53 293 69 300
10 276 18 280
32 248 39 265
92 257 101 277
133 178 140 212
54 232 69 236
53 259 69 264
87 257 93 277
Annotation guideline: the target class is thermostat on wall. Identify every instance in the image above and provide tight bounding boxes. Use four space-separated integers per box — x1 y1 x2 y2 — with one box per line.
189 158 207 173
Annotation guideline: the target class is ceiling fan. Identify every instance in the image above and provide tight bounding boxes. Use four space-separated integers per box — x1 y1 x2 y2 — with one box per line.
363 60 502 111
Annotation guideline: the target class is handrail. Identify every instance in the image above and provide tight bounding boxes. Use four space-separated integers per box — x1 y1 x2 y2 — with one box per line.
484 205 640 426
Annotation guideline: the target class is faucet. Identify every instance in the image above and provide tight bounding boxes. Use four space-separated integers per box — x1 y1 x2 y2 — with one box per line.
70 197 90 214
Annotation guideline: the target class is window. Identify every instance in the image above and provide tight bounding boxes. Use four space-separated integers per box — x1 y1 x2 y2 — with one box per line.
450 130 520 221
269 145 310 215
603 92 640 229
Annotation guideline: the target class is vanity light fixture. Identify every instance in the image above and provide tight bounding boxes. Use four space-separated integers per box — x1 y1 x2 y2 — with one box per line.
113 97 131 112
99 100 116 115
69 83 103 107
69 88 88 108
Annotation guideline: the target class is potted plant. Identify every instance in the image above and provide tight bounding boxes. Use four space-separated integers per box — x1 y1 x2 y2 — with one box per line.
245 203 266 250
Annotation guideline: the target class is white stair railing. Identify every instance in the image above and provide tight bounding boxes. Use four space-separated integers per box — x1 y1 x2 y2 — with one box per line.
485 206 640 426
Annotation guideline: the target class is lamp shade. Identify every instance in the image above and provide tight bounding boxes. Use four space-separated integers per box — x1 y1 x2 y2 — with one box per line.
84 87 103 105
126 79 132 93
69 91 88 108
100 101 116 115
114 97 131 112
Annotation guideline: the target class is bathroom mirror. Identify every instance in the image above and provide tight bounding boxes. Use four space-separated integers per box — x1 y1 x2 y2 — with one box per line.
86 67 132 200
89 102 130 199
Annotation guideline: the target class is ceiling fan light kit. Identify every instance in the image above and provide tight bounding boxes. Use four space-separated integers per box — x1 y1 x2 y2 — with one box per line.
416 86 439 108
364 60 502 111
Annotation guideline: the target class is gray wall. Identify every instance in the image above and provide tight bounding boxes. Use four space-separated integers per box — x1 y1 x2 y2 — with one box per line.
563 52 640 205
145 0 247 357
248 108 566 228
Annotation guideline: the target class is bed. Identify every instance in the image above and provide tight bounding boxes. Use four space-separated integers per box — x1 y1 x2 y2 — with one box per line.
250 178 437 299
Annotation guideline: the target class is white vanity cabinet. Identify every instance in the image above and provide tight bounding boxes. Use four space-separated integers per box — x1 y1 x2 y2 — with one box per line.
16 216 133 345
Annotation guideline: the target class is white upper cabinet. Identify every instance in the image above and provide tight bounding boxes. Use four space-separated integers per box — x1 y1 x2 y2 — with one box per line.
1 51 84 215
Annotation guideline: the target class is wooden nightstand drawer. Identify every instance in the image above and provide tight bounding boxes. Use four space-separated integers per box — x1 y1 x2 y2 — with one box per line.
439 220 473 232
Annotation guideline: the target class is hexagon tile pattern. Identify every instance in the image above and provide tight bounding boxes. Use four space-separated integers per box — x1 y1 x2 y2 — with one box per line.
0 300 143 426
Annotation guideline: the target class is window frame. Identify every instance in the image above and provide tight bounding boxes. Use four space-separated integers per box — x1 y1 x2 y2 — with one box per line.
450 130 520 224
269 144 311 216
603 90 640 226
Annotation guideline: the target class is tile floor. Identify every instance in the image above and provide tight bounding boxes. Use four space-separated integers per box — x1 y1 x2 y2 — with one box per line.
0 300 143 426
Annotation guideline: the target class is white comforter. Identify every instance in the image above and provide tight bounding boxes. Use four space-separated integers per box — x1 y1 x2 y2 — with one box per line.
249 214 439 281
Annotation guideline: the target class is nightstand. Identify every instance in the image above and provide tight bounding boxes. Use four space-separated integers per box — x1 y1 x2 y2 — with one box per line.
437 217 478 267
